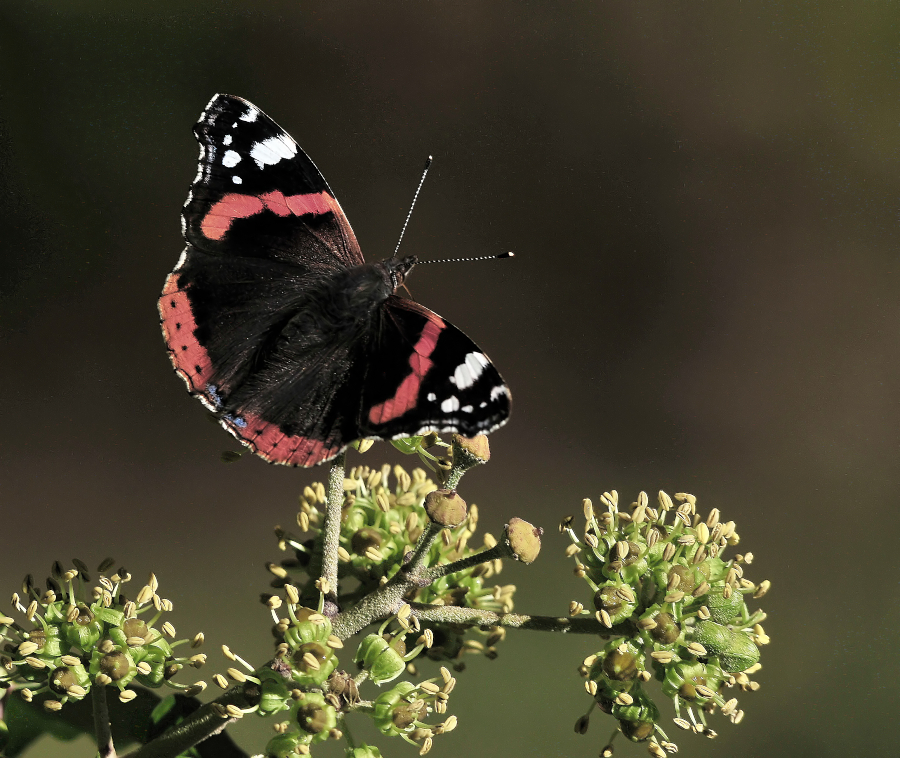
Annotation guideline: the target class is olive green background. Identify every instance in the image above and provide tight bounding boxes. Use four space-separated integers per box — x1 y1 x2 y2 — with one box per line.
2 2 898 756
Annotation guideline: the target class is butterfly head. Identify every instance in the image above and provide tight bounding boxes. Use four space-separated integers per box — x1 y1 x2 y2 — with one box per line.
384 255 419 293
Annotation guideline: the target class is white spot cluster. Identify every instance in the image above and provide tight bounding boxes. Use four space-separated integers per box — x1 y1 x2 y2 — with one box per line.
250 134 298 169
450 352 490 389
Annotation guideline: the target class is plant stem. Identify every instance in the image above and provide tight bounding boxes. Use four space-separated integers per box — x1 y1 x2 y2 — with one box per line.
93 685 117 758
119 688 250 758
409 603 632 636
309 452 346 612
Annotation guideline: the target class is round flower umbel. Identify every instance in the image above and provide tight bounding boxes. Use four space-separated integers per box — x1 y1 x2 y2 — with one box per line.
565 491 770 756
271 452 515 665
0 561 206 711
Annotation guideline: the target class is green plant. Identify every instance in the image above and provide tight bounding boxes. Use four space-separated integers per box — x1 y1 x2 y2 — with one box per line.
0 434 769 757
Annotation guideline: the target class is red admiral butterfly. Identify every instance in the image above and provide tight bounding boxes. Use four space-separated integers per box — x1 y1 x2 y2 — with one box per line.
159 94 511 466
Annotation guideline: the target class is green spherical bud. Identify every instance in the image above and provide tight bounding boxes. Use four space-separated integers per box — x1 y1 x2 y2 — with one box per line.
296 692 337 740
602 648 639 682
619 718 655 742
90 648 136 688
593 583 636 625
649 612 680 645
424 490 467 528
692 620 760 673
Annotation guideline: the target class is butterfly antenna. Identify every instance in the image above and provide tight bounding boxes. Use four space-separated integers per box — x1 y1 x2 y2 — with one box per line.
418 251 515 264
393 156 433 258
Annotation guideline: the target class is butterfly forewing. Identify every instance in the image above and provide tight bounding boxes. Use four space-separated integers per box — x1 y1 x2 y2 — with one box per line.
183 93 363 269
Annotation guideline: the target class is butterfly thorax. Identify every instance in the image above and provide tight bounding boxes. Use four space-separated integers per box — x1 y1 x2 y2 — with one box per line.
276 255 418 345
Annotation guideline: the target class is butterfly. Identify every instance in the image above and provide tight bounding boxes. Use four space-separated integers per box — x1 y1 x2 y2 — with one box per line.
158 94 511 466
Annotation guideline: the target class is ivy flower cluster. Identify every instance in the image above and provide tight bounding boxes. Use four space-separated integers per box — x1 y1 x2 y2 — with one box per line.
565 490 770 756
228 594 461 757
272 452 516 668
0 560 206 713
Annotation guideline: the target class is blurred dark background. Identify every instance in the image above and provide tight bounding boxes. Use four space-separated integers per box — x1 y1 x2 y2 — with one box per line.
2 2 897 756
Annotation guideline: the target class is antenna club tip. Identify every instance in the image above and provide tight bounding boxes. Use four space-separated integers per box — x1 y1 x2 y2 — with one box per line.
505 251 515 257
425 156 433 167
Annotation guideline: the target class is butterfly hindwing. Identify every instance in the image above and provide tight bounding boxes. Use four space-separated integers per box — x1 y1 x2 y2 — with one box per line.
360 297 511 439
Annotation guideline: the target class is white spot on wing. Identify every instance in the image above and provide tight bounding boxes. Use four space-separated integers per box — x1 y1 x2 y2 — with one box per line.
223 135 232 146
222 150 241 167
462 405 473 413
441 396 460 413
490 385 508 401
250 135 297 168
232 176 242 184
427 393 437 401
453 352 490 390
239 107 259 122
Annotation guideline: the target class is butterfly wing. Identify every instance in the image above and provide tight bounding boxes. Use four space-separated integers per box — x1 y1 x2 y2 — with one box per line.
359 296 511 440
183 93 363 268
159 94 365 458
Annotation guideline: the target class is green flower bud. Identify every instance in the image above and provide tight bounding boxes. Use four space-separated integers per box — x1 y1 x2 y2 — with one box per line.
64 607 102 650
256 668 292 717
346 744 384 758
648 610 680 645
265 730 304 758
27 626 65 657
282 607 333 648
354 634 407 685
718 630 760 673
90 648 136 688
290 642 337 687
296 692 337 742
614 686 660 730
373 681 424 737
662 661 720 703
593 583 637 625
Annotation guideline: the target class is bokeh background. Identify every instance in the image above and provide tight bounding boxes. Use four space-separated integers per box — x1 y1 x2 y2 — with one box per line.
2 2 898 756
